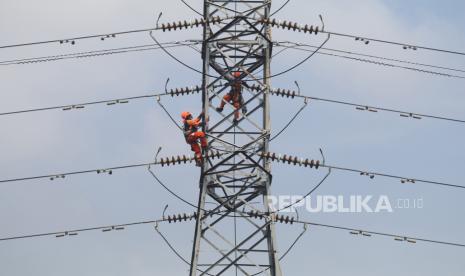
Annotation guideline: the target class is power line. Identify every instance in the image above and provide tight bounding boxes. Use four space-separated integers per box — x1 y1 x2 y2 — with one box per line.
0 27 162 50
0 83 205 117
1 85 464 128
262 18 465 56
323 163 465 190
0 41 200 66
0 218 166 242
293 219 465 248
261 152 465 190
273 42 465 79
268 87 465 124
323 29 465 57
0 153 199 184
4 16 463 58
276 41 465 74
0 16 228 50
0 94 158 117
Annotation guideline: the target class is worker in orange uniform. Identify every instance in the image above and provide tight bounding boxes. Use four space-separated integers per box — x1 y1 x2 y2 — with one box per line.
215 71 247 125
181 111 207 166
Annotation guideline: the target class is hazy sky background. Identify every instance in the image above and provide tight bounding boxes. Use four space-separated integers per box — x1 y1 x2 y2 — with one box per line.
0 0 464 275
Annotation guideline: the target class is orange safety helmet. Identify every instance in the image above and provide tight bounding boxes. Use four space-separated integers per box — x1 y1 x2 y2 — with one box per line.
181 111 192 120
232 71 241 78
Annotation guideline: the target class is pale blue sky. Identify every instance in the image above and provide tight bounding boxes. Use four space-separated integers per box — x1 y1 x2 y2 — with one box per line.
0 0 464 275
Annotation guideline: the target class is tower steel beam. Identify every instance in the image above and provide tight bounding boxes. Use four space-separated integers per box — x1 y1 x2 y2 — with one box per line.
190 1 282 275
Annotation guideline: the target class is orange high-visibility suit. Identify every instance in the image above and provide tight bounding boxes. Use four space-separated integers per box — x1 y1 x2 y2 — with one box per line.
216 72 246 123
182 111 207 165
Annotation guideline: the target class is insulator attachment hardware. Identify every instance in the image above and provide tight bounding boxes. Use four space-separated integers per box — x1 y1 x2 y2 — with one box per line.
355 37 370 45
158 151 222 167
249 84 265 92
59 40 76 45
259 18 320 35
166 212 196 223
400 113 422 119
96 169 113 175
50 175 65 181
161 16 222 32
400 178 416 184
62 105 85 111
55 231 78 238
355 106 378 112
402 45 417 51
275 214 295 224
260 152 320 169
270 88 296 98
102 226 125 232
350 230 372 237
168 85 201 97
247 210 265 220
360 172 375 179
107 99 129 105
394 236 417 243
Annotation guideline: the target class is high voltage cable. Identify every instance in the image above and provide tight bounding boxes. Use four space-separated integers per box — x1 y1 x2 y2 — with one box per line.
292 219 465 248
0 41 200 66
2 18 464 57
0 94 159 117
0 218 166 242
1 86 464 126
306 48 465 79
1 151 463 191
3 39 462 81
275 41 465 74
261 151 465 190
0 154 200 184
322 163 465 190
3 216 464 249
268 88 465 124
2 216 462 254
0 84 203 116
273 43 465 79
0 16 229 50
3 38 462 81
263 18 465 56
323 30 465 57
0 27 164 50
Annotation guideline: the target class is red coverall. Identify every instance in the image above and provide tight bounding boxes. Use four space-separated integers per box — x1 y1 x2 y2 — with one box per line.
183 115 207 164
218 80 243 120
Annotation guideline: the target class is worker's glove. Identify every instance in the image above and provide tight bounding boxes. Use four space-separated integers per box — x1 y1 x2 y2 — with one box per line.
242 105 247 114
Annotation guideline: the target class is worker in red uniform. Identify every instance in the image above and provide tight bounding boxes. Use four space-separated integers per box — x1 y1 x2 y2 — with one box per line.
181 111 207 166
215 71 247 124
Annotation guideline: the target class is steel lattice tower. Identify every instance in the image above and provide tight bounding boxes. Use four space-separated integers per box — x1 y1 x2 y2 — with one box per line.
189 1 282 275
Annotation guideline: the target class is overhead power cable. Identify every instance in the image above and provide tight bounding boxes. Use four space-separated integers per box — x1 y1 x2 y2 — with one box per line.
0 16 227 50
3 16 464 57
0 152 206 184
0 84 206 117
293 219 465 248
275 41 465 74
2 85 464 127
259 151 465 190
0 218 166 242
0 41 200 66
261 18 465 56
258 86 465 124
272 42 465 79
276 43 465 79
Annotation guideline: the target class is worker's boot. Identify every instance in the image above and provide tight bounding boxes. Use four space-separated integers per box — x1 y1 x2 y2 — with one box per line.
216 107 224 113
233 118 239 125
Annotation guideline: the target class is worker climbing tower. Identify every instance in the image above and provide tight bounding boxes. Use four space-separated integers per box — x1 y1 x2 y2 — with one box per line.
189 1 282 275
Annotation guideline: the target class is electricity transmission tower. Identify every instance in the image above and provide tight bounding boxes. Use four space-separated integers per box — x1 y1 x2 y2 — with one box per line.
2 1 465 275
189 1 282 275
